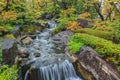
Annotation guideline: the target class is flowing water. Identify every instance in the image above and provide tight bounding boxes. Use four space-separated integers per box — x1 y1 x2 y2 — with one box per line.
20 20 82 80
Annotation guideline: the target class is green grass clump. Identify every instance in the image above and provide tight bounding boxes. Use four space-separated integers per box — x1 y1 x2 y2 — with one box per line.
69 33 120 71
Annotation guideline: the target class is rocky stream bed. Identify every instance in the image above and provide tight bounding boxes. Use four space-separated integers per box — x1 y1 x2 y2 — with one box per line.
2 19 120 80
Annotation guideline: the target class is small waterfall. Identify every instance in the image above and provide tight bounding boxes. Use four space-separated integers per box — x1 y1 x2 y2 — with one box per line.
20 20 83 80
24 60 81 80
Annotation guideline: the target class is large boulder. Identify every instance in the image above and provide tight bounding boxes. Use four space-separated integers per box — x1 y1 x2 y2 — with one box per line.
2 39 18 65
52 30 73 53
74 47 120 80
77 19 93 28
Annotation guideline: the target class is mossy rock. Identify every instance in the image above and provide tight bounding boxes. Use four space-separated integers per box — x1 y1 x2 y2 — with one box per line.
22 26 41 34
5 34 15 39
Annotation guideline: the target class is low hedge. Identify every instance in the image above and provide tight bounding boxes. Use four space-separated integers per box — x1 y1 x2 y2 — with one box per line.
75 28 114 42
68 33 120 71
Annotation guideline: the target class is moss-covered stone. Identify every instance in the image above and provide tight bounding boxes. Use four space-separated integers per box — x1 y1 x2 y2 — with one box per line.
22 25 41 34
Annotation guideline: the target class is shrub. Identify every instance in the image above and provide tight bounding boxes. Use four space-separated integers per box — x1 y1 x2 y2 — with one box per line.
5 34 15 39
0 26 8 33
0 11 17 24
68 41 84 53
52 15 77 35
93 20 114 32
0 44 2 63
92 19 120 43
108 19 120 43
60 8 76 17
0 24 15 31
69 33 120 71
75 28 114 41
65 21 80 32
79 12 91 20
0 65 18 80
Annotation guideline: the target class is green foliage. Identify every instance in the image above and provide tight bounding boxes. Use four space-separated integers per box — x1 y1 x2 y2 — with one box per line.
108 20 120 43
5 34 15 39
0 26 8 33
69 33 120 71
0 43 2 63
91 19 120 43
0 24 15 35
117 66 120 71
53 15 77 34
0 65 18 80
68 41 84 53
73 0 85 14
45 4 61 15
75 28 114 41
4 24 15 31
22 25 41 34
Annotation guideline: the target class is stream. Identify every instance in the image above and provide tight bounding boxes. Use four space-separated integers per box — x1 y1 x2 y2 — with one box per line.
19 20 83 80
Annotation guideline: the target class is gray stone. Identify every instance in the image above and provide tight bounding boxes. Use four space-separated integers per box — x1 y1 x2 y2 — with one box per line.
52 30 73 53
2 39 18 65
77 19 93 28
34 52 41 57
22 37 33 45
114 2 120 13
18 48 29 58
75 47 120 80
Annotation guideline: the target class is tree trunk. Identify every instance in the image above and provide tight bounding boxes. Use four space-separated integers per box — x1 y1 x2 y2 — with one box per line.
94 3 104 21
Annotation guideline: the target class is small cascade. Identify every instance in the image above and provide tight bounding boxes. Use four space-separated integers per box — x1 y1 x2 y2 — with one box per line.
24 60 81 80
19 20 83 80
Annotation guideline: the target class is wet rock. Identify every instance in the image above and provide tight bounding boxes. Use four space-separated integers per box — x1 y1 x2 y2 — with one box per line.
22 37 33 45
33 20 45 27
2 39 18 65
28 35 36 39
18 34 36 41
77 19 93 28
15 56 22 64
75 47 120 80
40 13 53 20
69 55 77 63
53 30 73 53
33 53 41 57
18 48 29 58
46 14 53 19
8 25 23 38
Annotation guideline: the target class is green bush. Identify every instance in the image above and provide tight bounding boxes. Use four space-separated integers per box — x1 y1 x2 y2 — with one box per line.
4 24 15 31
0 43 2 63
52 15 77 35
69 33 120 71
0 65 18 80
92 20 120 43
68 41 84 53
75 28 114 41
